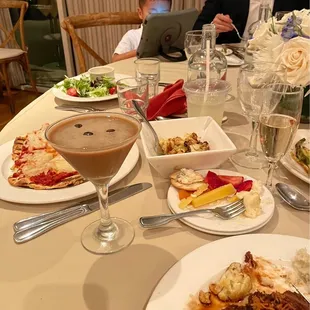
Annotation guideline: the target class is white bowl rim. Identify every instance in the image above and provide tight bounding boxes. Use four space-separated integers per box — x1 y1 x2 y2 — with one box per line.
88 65 115 74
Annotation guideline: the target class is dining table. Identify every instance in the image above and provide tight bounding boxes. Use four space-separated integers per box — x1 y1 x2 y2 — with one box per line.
0 57 309 310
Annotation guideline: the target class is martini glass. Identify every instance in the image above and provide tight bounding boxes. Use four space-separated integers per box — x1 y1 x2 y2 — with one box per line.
45 112 141 254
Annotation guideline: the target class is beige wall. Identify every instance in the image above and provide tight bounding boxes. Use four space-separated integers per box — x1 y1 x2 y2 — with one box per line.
63 0 205 73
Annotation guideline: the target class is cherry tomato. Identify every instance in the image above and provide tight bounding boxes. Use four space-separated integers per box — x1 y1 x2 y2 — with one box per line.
109 86 116 95
67 88 79 97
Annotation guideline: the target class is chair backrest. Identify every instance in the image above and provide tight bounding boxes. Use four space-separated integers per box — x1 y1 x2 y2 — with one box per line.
0 0 28 51
62 11 142 73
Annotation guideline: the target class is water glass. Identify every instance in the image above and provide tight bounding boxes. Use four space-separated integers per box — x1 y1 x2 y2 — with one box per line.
230 62 287 169
259 84 304 189
134 58 160 98
183 79 231 125
184 30 202 60
117 77 149 117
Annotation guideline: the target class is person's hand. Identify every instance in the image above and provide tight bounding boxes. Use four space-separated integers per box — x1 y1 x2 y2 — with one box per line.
212 14 234 34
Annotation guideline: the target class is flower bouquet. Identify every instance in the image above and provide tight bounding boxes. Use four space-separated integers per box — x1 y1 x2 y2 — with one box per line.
247 9 310 123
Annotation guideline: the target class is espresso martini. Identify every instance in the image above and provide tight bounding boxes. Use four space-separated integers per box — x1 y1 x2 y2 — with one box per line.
45 112 141 254
46 113 140 184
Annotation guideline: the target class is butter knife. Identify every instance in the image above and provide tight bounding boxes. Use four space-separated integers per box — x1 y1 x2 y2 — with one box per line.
13 182 152 243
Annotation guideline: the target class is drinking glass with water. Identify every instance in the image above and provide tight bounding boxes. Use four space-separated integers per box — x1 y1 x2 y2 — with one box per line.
134 58 160 98
116 77 149 118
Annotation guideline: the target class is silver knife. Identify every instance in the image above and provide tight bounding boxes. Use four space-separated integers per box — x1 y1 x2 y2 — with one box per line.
13 184 135 232
13 182 152 244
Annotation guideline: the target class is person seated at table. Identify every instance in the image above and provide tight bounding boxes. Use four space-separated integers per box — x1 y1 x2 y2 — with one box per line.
192 0 309 44
112 0 172 62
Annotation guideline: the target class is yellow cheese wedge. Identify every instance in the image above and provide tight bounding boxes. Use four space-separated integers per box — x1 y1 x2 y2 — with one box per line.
191 183 208 198
192 183 236 209
227 195 240 203
179 196 193 209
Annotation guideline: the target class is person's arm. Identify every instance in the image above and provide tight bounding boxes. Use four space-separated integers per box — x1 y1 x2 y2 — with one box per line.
112 50 137 62
112 30 136 62
193 0 219 30
193 0 233 34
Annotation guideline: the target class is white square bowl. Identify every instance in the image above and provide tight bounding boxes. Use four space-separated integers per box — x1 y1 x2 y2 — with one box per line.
140 116 237 178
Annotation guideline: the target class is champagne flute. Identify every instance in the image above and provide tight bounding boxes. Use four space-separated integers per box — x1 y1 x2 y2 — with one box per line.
259 84 304 189
231 62 286 169
45 112 141 254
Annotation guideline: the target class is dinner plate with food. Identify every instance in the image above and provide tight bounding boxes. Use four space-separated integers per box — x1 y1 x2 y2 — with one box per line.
167 168 274 235
146 234 310 309
281 129 310 184
0 124 139 204
52 73 131 102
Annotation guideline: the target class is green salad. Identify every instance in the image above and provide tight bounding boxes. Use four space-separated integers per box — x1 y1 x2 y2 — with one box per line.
55 75 117 98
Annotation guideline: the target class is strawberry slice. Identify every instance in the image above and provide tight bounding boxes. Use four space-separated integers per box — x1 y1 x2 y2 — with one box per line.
218 175 244 188
236 180 253 192
205 171 225 190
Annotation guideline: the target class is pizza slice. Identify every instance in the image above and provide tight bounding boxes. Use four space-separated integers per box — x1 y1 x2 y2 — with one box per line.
8 124 85 190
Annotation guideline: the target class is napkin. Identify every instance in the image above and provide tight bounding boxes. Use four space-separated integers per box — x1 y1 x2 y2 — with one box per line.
147 79 187 120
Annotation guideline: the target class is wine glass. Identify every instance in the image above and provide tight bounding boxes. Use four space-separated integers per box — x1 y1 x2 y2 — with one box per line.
259 84 304 189
45 112 141 254
231 62 287 169
184 30 202 60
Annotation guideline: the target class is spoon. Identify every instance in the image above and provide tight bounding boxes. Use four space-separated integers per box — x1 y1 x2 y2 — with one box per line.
132 100 163 155
276 183 310 211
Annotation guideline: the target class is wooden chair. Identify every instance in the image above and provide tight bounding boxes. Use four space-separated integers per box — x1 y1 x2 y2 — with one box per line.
0 0 37 114
61 12 142 73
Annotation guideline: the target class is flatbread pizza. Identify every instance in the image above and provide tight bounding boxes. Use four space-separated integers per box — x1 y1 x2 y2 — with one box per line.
8 124 85 190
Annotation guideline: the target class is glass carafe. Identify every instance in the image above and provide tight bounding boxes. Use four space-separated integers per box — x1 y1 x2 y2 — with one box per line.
187 24 227 81
245 2 271 63
248 3 271 39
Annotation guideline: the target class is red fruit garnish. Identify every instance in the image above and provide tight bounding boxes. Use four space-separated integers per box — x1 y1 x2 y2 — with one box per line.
205 171 225 190
109 86 116 95
236 180 253 192
218 175 244 188
66 88 79 97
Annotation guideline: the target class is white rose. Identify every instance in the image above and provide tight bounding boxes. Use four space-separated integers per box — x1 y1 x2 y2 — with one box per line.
248 20 274 51
298 9 310 37
275 37 310 86
277 9 310 37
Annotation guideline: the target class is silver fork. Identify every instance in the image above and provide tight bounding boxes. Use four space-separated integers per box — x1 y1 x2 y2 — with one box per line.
139 199 245 228
55 105 104 113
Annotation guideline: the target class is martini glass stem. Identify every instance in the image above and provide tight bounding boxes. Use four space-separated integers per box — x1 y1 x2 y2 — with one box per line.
95 183 117 240
246 120 259 157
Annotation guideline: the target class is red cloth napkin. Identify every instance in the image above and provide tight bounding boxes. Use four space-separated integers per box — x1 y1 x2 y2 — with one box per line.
147 79 187 120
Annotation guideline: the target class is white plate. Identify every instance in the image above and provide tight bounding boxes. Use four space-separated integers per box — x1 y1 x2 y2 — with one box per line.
281 129 310 184
52 73 131 103
0 140 139 204
226 54 244 66
215 46 233 56
167 169 275 235
146 234 309 309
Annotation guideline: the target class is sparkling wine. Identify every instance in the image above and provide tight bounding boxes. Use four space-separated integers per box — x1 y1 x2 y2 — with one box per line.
259 114 297 162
